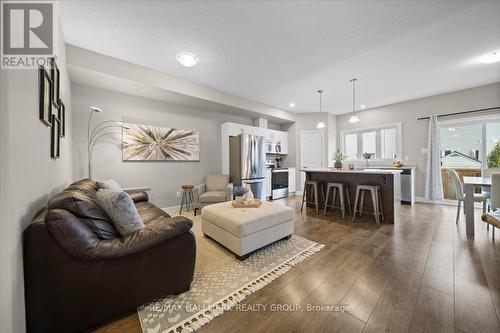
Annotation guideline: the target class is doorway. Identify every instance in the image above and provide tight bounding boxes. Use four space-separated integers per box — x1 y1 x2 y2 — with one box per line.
300 131 324 192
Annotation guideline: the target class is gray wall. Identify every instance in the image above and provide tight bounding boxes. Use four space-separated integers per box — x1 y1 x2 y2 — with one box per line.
0 27 73 332
336 82 500 198
71 84 253 208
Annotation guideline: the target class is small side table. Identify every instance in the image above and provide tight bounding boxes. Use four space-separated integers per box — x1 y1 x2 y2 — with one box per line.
179 184 195 215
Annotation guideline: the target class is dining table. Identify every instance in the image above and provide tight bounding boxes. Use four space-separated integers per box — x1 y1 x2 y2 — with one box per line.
463 176 491 238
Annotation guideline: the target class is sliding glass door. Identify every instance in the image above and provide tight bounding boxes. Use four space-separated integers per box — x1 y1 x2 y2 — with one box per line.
440 117 500 199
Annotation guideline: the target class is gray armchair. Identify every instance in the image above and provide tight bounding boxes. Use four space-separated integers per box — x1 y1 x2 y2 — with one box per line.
194 175 233 214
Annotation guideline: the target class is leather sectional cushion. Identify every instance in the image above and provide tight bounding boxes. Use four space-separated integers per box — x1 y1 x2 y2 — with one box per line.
45 208 193 260
135 201 171 223
129 191 149 203
199 191 227 203
48 186 111 222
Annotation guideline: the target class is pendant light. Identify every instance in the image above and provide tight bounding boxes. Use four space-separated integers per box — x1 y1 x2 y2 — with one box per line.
348 78 360 123
316 89 325 129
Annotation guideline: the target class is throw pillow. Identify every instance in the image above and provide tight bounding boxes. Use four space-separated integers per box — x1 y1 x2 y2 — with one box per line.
96 189 144 236
97 179 123 192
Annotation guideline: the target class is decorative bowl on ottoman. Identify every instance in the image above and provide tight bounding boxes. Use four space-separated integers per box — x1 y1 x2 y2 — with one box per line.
201 201 294 260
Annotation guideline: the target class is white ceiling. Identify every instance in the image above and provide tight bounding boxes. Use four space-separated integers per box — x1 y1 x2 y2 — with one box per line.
60 0 500 115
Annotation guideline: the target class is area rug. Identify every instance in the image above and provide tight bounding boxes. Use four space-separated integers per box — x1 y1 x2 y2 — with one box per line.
138 212 323 333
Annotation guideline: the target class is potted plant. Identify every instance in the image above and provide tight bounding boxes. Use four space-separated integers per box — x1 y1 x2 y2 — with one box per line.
332 149 347 169
232 186 247 203
362 152 372 166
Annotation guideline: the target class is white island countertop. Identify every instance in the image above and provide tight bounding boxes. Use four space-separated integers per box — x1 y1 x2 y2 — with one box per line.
300 168 403 175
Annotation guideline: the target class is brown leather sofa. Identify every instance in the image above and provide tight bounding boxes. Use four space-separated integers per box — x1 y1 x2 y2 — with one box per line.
23 179 196 333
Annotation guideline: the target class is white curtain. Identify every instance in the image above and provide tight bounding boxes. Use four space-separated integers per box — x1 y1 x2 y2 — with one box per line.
425 115 444 201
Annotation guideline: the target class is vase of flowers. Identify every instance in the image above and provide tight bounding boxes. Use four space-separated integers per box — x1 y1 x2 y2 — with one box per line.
232 186 247 203
332 149 347 169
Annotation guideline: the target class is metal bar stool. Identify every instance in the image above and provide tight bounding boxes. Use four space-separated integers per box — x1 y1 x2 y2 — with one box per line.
179 184 195 214
352 184 384 226
323 182 352 218
301 180 325 213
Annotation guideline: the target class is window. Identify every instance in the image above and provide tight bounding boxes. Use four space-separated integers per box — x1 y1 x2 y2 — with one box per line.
381 128 397 159
341 122 402 161
486 122 500 167
344 133 358 159
362 131 376 159
439 117 500 200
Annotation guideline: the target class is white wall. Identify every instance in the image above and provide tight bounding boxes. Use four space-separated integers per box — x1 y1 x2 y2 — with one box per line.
71 84 253 208
0 27 73 333
285 112 336 192
336 82 500 198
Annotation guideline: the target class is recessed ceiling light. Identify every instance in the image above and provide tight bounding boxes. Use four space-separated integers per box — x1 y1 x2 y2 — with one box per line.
176 51 199 67
289 102 295 108
360 105 366 109
478 51 500 64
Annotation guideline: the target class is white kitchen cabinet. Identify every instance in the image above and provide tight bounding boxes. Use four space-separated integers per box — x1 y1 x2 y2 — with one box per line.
265 169 272 198
222 122 289 175
288 167 296 193
279 131 288 154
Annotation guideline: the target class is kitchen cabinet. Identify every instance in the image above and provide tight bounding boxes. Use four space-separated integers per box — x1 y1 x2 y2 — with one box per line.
265 168 272 199
222 122 289 175
288 167 296 193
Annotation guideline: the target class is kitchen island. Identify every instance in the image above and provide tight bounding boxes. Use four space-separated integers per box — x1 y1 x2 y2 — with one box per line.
301 168 402 224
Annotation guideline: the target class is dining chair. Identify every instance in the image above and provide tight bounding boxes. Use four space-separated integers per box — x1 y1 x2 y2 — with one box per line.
482 168 500 212
482 172 500 238
447 169 488 224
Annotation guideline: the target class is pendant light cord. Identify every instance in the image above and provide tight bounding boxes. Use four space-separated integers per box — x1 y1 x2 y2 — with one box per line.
318 89 323 122
351 78 357 115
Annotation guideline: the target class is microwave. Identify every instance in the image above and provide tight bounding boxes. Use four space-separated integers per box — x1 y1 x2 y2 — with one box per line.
265 141 282 154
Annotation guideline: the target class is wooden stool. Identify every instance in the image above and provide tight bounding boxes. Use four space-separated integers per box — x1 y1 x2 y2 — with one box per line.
352 184 384 226
301 180 325 213
179 184 195 215
482 212 500 239
323 182 352 219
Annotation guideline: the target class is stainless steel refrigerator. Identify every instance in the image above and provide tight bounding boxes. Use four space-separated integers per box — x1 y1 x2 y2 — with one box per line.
229 134 266 200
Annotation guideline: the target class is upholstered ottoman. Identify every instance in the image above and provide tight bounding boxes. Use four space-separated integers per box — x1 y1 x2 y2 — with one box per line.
201 201 295 260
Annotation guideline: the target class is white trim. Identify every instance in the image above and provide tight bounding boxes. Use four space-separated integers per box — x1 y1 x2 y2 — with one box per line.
340 122 403 162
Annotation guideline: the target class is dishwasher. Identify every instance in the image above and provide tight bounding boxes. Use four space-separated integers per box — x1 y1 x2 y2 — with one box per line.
400 168 414 205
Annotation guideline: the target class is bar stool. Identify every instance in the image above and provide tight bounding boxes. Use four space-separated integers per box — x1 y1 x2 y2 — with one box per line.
179 184 195 215
352 184 384 226
301 180 325 213
323 183 352 218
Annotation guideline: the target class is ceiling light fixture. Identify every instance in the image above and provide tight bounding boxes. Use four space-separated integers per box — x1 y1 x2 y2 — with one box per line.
176 51 199 67
478 51 500 64
348 78 360 124
289 102 295 108
316 89 325 129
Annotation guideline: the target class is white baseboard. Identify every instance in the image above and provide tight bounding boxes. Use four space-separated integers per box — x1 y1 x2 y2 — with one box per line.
415 196 485 208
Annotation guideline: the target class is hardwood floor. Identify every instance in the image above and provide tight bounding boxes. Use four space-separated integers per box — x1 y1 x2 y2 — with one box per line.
94 197 500 333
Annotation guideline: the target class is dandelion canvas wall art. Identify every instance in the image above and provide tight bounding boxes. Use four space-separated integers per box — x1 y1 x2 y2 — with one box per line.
122 123 200 161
